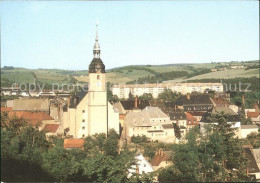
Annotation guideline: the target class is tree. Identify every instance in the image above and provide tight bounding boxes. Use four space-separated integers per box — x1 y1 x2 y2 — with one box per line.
158 88 180 102
1 113 149 182
173 123 181 139
1 112 53 182
158 113 251 182
206 112 249 181
138 93 153 101
131 135 149 144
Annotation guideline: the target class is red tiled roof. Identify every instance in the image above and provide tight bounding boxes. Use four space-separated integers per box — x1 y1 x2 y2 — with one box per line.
247 112 260 118
185 112 197 120
42 124 60 133
64 139 84 149
150 151 171 166
185 112 199 125
1 107 13 112
4 111 53 126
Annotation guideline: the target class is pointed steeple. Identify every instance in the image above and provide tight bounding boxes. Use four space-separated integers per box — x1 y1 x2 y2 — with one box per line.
93 23 100 58
89 23 105 73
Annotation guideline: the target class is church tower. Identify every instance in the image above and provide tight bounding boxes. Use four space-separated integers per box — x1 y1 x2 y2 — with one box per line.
87 23 108 135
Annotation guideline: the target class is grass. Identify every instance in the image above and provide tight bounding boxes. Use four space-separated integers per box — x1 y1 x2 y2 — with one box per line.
188 68 260 80
164 68 260 83
1 61 259 85
1 71 35 83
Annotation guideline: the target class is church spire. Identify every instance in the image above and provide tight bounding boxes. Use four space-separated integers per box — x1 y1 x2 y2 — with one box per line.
89 22 105 73
93 23 100 58
95 23 98 42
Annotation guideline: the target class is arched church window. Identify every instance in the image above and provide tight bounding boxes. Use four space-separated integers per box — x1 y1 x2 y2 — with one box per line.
82 126 85 130
97 75 100 80
82 119 85 122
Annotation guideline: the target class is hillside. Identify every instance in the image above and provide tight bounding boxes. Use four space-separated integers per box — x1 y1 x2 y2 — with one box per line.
1 60 259 86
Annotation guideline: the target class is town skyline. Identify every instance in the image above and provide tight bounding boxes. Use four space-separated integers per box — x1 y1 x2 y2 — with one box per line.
1 1 259 70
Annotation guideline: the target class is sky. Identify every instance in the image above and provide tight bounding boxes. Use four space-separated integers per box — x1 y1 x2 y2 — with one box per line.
1 1 259 70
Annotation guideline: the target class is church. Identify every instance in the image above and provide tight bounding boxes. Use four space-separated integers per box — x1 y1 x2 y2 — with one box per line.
62 25 120 138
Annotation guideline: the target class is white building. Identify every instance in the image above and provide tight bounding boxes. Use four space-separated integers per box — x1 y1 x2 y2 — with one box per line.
62 25 119 138
240 125 259 138
128 154 154 177
112 83 223 99
124 106 176 143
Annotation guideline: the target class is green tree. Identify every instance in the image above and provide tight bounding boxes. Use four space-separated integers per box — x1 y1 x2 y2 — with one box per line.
158 113 251 182
138 93 153 101
158 88 180 102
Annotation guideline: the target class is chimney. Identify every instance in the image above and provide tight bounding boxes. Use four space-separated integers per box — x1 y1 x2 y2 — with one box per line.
187 93 191 100
159 148 163 156
241 95 245 105
67 97 70 109
134 96 137 108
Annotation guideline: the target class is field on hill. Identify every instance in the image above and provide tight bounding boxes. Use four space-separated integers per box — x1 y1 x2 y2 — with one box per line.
75 69 155 83
1 60 259 86
164 68 260 83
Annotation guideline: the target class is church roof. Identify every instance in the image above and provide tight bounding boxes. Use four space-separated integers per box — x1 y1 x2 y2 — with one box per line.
69 89 88 108
88 58 105 73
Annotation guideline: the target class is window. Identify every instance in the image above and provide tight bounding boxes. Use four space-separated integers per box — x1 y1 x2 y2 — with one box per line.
97 75 100 80
82 110 85 113
82 134 85 138
82 119 85 122
144 164 146 167
82 126 85 130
